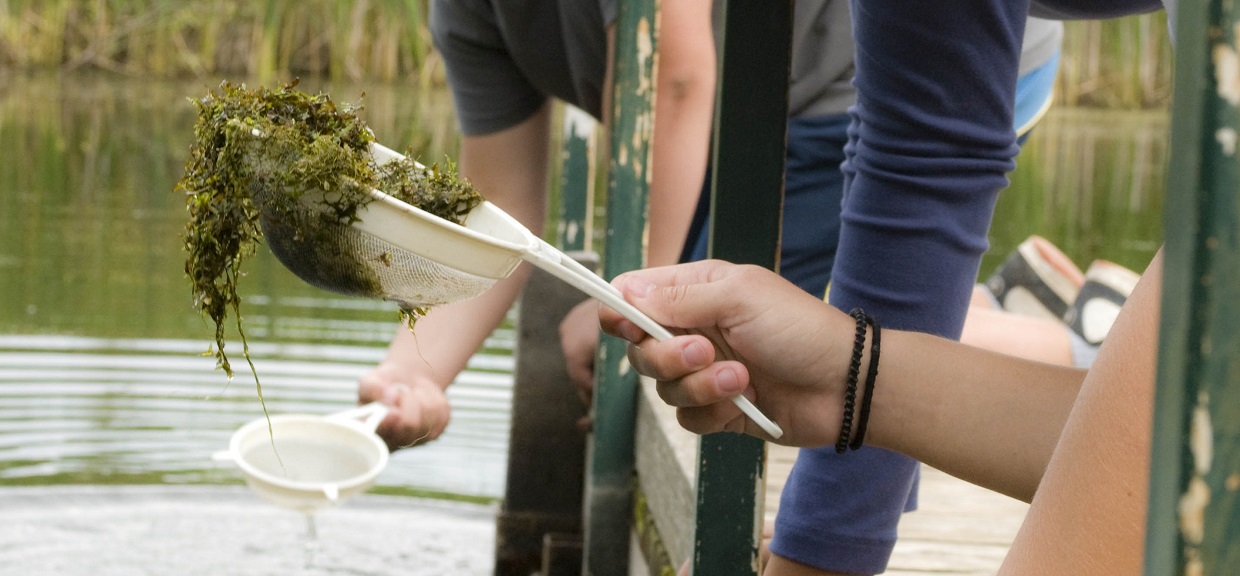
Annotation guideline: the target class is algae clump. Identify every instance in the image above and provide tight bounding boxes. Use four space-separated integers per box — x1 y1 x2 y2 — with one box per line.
177 80 482 387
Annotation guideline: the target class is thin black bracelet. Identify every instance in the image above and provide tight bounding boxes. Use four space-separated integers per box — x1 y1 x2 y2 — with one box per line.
849 313 881 451
836 308 868 454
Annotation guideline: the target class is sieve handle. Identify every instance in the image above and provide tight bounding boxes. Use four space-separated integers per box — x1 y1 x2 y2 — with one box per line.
327 401 390 432
526 240 784 439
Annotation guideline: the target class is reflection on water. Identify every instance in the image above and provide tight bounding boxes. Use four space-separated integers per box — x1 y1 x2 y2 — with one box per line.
988 107 1167 276
0 72 513 501
0 73 1169 511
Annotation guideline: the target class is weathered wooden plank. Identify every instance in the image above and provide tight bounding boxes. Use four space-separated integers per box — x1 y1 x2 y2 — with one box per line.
635 378 697 569
765 447 1025 575
884 540 1011 576
495 260 594 575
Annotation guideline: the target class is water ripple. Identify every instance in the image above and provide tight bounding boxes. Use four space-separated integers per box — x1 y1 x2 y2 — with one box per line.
0 335 512 499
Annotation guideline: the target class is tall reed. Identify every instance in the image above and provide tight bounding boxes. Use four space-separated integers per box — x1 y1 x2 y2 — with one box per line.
0 0 432 82
0 1 1175 108
995 107 1168 274
1058 13 1174 109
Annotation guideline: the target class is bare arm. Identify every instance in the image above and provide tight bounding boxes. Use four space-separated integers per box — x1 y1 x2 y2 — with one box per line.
999 250 1160 575
646 0 715 267
600 258 1136 502
868 320 1084 501
359 104 552 449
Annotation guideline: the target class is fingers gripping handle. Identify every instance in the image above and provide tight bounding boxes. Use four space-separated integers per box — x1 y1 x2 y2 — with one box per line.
526 241 784 439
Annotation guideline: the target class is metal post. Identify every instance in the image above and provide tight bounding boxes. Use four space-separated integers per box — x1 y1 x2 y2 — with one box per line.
1145 0 1240 574
584 0 659 574
691 1 792 575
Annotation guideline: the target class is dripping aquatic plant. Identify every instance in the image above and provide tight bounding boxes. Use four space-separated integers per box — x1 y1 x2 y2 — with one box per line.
177 80 482 398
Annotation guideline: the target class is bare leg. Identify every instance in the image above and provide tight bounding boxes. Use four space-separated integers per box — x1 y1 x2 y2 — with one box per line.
962 305 1073 366
969 284 1001 309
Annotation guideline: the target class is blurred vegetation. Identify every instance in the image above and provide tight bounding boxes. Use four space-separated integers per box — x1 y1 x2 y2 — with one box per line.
1059 14 1173 109
0 73 461 339
990 107 1167 276
0 0 436 83
1 2 1174 108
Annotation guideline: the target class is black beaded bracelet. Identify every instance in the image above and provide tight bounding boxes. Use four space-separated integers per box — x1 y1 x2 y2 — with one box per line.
849 313 881 451
835 308 868 454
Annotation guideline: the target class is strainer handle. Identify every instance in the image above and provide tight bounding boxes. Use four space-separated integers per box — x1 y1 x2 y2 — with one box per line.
327 401 390 432
530 239 673 340
526 240 784 439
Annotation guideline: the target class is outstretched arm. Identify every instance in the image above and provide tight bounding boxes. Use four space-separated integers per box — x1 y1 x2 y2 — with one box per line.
600 254 1156 506
358 104 551 450
999 249 1159 575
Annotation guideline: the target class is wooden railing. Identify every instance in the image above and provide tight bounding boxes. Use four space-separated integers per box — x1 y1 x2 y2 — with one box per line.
501 0 1240 574
581 1 792 574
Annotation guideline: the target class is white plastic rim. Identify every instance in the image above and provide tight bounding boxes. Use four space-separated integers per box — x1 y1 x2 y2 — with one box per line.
215 404 390 511
356 143 538 280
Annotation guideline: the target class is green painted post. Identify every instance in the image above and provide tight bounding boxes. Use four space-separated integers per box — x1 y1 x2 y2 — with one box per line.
1145 1 1240 574
558 106 598 252
691 1 792 575
584 0 658 574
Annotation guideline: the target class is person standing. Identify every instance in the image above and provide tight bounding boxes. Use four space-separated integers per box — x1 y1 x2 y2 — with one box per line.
359 2 1064 574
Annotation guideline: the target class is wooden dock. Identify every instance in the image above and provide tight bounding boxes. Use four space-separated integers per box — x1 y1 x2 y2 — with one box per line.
768 444 1029 575
635 377 1030 575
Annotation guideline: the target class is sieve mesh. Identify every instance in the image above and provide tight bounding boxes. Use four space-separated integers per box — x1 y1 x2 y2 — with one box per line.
248 158 786 438
256 188 497 311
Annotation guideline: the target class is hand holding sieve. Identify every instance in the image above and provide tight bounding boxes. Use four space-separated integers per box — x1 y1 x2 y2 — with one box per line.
251 139 784 439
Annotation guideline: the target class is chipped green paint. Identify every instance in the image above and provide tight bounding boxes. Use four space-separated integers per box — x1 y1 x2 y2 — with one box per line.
585 0 659 574
1146 0 1240 574
558 106 597 252
1177 391 1213 574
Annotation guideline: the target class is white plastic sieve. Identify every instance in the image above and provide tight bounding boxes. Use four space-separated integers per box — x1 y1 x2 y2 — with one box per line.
256 141 784 439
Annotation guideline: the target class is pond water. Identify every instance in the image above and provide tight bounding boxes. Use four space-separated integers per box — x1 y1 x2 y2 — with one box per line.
0 72 500 574
987 107 1168 276
0 486 496 575
0 72 1168 574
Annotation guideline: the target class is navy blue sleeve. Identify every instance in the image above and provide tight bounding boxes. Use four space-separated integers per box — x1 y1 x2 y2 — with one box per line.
828 0 1027 338
770 3 1030 573
767 0 1171 572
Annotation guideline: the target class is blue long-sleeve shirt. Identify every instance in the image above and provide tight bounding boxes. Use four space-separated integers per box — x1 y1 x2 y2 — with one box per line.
771 1 1172 573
